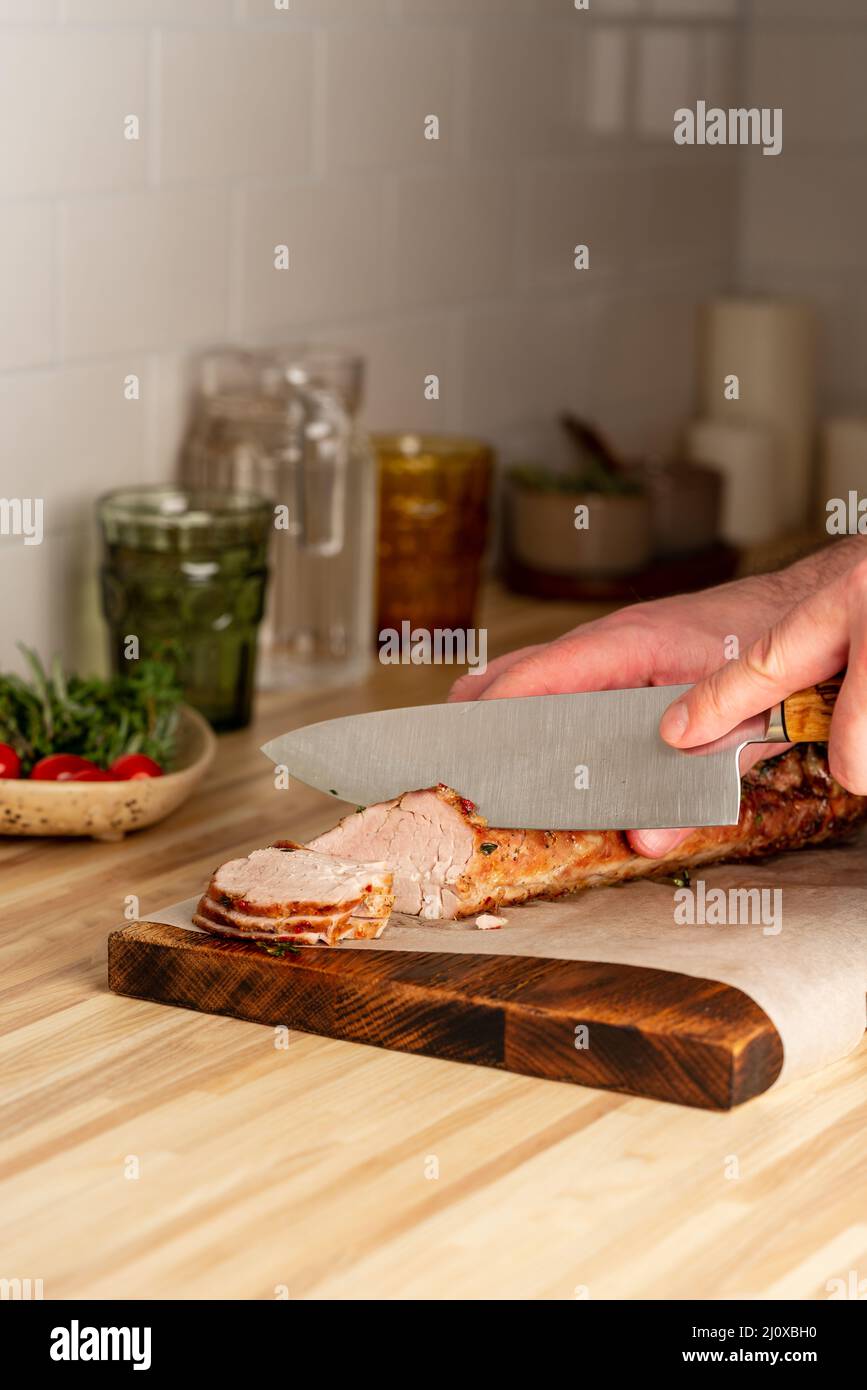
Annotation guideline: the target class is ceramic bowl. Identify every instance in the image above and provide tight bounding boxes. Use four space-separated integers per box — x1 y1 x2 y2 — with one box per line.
506 481 653 578
0 705 216 840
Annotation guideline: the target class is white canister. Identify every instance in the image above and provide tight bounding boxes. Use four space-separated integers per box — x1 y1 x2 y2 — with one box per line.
820 417 867 512
685 418 781 546
698 297 816 530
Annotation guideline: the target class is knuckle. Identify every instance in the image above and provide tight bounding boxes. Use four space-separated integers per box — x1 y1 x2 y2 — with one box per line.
698 668 731 722
479 657 540 699
741 628 787 687
448 673 475 701
605 601 653 630
502 651 556 695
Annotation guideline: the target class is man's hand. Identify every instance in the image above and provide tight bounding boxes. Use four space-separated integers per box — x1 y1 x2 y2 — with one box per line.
449 538 867 857
659 555 867 797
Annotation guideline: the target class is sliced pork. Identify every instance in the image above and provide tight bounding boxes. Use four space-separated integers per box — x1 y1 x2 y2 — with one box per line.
193 843 394 946
308 746 867 921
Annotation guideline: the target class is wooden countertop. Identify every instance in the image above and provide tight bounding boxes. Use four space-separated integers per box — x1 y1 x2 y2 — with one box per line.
3 584 866 1301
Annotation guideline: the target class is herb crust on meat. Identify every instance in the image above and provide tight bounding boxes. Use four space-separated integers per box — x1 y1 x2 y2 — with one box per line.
308 745 867 921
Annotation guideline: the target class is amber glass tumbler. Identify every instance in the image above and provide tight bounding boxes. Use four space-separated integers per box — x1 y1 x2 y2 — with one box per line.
373 433 493 636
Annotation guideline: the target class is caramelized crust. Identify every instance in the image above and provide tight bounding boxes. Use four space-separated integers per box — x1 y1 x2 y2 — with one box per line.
309 746 867 921
445 745 867 918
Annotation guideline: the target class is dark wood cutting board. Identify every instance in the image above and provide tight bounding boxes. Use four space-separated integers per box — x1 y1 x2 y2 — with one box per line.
108 921 783 1110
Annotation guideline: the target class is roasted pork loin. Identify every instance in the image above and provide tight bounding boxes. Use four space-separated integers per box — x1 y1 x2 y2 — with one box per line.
308 746 867 921
194 842 394 945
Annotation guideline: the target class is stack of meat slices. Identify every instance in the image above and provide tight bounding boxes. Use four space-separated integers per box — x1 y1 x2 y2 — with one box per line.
193 840 394 946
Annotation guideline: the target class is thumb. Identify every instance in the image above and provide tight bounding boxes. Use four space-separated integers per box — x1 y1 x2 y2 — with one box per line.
658 584 849 749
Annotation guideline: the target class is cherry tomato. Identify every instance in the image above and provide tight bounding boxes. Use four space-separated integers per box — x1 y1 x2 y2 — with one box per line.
0 742 21 778
30 754 98 781
109 753 164 780
67 768 118 782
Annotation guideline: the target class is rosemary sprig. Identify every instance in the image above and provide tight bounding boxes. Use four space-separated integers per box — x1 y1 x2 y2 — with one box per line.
0 644 183 774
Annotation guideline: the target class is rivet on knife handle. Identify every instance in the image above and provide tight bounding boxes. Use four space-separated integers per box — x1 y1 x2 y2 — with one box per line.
778 673 844 742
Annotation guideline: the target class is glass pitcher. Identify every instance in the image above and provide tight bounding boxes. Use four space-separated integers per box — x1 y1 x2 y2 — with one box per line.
180 347 376 689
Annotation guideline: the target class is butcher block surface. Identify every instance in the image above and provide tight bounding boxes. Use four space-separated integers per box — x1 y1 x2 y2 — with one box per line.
109 920 784 1110
5 583 867 1300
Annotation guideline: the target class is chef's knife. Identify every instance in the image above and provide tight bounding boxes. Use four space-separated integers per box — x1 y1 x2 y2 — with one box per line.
261 676 843 831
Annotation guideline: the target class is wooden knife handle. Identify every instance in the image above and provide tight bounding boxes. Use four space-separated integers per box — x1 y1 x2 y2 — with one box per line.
781 674 844 741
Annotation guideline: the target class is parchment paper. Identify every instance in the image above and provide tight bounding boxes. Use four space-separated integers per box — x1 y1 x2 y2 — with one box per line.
146 834 867 1089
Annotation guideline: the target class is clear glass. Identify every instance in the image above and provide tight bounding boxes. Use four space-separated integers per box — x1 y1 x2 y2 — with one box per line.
98 486 271 730
265 344 364 417
180 347 376 688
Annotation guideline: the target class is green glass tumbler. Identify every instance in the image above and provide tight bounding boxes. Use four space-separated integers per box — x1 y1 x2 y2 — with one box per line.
98 486 271 731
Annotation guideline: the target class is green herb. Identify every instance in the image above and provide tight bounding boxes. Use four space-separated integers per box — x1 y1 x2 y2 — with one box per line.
655 867 691 889
508 463 642 498
479 842 499 855
355 806 365 814
259 941 301 958
0 644 183 776
508 414 646 498
754 813 763 825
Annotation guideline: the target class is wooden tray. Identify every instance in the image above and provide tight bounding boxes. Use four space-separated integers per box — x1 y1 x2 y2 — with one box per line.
108 922 783 1110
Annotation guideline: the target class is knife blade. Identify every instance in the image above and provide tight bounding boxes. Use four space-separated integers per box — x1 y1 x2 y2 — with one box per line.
260 685 781 830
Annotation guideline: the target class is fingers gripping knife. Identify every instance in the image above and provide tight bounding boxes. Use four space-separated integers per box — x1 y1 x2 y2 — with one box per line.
261 676 846 831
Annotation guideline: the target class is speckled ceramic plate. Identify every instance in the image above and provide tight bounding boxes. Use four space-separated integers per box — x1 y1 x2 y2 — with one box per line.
0 705 216 840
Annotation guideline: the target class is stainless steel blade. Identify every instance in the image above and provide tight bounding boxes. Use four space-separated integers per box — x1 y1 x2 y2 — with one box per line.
261 685 757 830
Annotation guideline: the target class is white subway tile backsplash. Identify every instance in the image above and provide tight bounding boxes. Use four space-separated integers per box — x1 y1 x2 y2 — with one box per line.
592 388 689 459
635 157 737 272
0 32 148 197
63 0 232 20
239 179 385 330
324 27 457 171
585 291 699 458
390 171 515 309
0 360 150 527
746 31 867 146
0 0 59 19
61 189 231 358
397 0 531 18
592 0 642 13
534 0 640 15
516 160 637 287
586 290 696 406
648 0 738 17
312 316 455 431
242 0 393 20
733 0 867 439
696 28 739 109
0 527 95 674
739 153 867 272
148 351 194 481
736 264 866 417
159 30 314 183
636 28 695 138
751 1 865 18
0 0 784 668
466 25 575 159
585 29 630 137
460 297 592 437
0 203 54 372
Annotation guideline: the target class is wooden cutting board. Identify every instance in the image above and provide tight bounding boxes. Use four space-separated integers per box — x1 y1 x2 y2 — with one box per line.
108 921 783 1110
